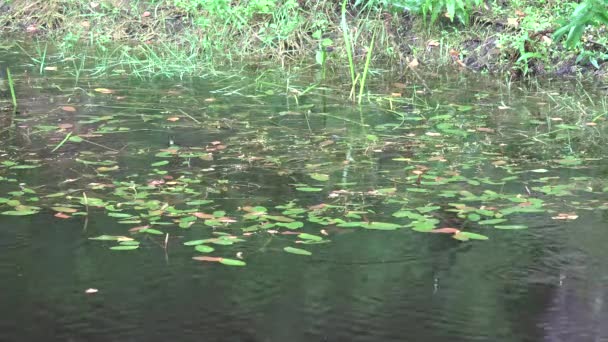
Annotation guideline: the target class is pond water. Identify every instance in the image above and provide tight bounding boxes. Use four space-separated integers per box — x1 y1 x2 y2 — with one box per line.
1 47 608 341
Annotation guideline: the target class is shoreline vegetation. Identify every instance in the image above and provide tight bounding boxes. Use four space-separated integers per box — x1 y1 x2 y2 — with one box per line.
0 0 607 80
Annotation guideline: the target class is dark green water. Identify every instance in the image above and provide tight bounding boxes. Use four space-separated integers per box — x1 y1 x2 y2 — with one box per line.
1 48 608 341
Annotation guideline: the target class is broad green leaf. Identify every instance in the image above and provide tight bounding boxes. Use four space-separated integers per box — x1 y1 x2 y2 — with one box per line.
89 235 133 241
110 245 139 250
284 246 312 255
184 240 207 246
453 232 489 241
1 210 38 216
364 222 401 230
297 233 323 241
478 218 508 225
309 173 329 182
276 221 304 229
296 187 323 192
151 160 170 167
141 228 164 235
219 258 246 266
195 245 215 253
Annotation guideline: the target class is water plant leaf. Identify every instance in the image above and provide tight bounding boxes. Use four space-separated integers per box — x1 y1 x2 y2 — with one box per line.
151 160 170 167
297 233 323 241
195 245 215 253
494 225 529 230
193 256 223 262
453 232 489 241
119 241 140 246
184 240 207 246
296 187 323 192
110 245 139 251
276 221 304 229
1 210 38 216
364 222 401 230
478 218 508 225
51 206 78 213
141 228 164 235
89 235 133 241
186 200 214 206
219 258 246 266
309 173 329 181
284 246 312 255
431 227 460 234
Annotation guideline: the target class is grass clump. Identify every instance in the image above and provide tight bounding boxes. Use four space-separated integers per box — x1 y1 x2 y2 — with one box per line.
0 0 606 80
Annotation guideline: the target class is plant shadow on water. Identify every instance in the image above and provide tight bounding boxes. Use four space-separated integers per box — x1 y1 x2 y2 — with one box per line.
1 47 608 341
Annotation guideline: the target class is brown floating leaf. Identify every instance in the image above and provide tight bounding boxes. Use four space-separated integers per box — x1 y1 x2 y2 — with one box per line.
552 213 578 220
54 212 71 219
194 212 215 219
431 227 460 234
193 256 223 262
128 225 150 232
61 106 77 112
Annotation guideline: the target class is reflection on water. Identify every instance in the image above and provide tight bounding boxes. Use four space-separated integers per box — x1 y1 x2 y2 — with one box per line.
0 48 607 341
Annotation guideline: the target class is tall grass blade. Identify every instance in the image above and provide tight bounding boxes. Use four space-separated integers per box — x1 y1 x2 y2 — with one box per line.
341 0 356 88
6 67 17 111
358 31 375 105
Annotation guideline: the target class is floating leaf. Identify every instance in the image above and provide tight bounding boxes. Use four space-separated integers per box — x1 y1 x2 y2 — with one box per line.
297 233 323 241
110 245 139 250
296 187 323 192
107 212 134 218
284 246 312 255
89 235 133 241
51 206 78 213
431 227 460 234
219 258 246 266
478 218 508 225
453 232 489 241
141 228 164 235
186 200 214 206
1 210 38 216
94 88 115 94
494 225 528 230
151 160 170 167
363 222 401 230
276 221 304 229
309 173 329 182
183 239 207 246
195 245 215 253
193 256 222 262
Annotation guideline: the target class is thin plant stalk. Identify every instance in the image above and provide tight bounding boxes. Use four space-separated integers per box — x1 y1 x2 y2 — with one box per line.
340 0 355 88
358 31 375 105
6 67 17 111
